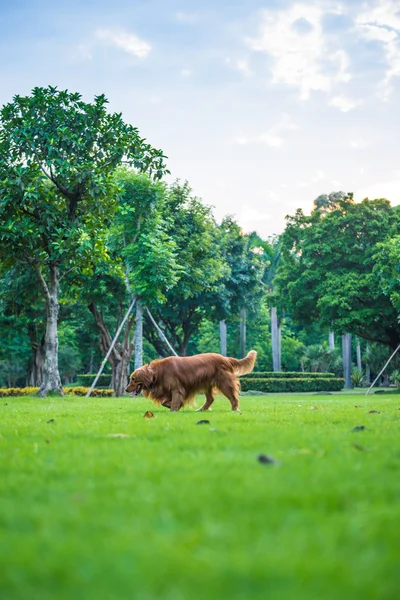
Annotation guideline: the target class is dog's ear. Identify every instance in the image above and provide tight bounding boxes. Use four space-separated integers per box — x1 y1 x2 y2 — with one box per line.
140 365 155 388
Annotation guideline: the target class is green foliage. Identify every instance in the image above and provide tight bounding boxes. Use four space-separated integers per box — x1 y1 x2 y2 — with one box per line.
389 369 400 387
241 377 344 393
76 374 112 387
302 344 341 373
242 372 335 379
277 195 400 347
351 367 365 387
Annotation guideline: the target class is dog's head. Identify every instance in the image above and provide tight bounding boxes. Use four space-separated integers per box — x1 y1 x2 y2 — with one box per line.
126 365 155 397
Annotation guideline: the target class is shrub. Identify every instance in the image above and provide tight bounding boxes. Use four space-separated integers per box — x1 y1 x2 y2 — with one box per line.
390 369 400 388
351 368 365 387
64 387 114 397
240 377 344 393
242 372 335 379
76 374 112 387
0 387 39 397
0 386 114 397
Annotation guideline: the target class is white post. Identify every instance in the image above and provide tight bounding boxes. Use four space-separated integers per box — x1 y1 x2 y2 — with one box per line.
134 299 143 370
329 331 335 349
220 320 227 356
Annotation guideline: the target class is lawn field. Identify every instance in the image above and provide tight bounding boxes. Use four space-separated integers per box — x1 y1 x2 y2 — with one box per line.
1 393 399 600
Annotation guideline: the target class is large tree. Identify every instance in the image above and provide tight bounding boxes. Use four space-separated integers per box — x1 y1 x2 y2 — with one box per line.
82 170 179 396
276 195 400 348
145 181 229 356
0 86 167 395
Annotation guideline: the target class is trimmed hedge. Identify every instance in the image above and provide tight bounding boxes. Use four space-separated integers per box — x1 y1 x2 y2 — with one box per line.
240 377 344 393
76 374 112 387
0 386 114 397
242 371 335 379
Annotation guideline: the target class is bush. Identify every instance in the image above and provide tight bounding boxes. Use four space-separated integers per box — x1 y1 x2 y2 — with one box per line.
242 372 335 379
0 386 114 397
76 374 112 387
240 377 344 393
0 387 39 397
64 387 114 397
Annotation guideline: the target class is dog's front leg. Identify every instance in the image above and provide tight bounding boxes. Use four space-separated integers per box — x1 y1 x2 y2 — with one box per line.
170 392 184 412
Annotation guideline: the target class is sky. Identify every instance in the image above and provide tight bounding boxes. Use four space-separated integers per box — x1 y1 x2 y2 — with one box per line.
1 0 400 238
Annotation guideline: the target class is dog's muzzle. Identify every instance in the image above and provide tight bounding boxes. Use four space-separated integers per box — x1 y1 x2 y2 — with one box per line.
130 383 143 397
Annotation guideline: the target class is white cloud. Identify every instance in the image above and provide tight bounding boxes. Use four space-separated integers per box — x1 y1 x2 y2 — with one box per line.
96 29 151 58
235 136 249 145
350 138 367 149
356 1 400 99
236 59 252 76
259 133 283 147
180 69 192 77
329 94 362 112
247 2 350 100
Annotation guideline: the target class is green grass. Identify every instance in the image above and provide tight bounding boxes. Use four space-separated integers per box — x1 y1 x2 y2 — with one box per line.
1 393 399 600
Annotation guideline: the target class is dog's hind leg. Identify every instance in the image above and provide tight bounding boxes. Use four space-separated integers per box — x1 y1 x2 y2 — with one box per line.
197 387 215 412
217 377 240 412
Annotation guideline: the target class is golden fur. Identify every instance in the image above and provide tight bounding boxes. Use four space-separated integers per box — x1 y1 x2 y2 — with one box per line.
126 350 257 412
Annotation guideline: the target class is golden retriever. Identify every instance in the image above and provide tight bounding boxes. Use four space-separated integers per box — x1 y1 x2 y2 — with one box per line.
125 350 257 412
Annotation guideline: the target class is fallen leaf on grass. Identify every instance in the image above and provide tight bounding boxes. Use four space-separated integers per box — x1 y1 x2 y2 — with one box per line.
106 433 130 438
297 448 312 454
143 411 155 418
4 403 8 406
257 454 278 465
310 406 319 410
197 420 210 425
352 425 366 432
353 443 369 452
46 419 55 424
45 439 50 444
368 410 380 414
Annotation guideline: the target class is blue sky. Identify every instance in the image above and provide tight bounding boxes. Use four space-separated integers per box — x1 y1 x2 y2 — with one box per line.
1 0 400 237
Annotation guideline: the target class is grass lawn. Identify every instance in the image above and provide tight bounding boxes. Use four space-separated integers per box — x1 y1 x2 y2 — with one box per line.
1 393 399 600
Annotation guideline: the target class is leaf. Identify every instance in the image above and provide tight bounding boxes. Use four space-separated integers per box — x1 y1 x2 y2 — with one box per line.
46 418 55 424
257 454 278 465
368 410 380 414
353 443 369 452
106 433 130 438
352 425 366 432
196 419 210 425
143 411 155 418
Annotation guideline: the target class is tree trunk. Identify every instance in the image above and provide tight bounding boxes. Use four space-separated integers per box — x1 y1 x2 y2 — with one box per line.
220 320 227 356
32 263 63 396
356 339 362 371
111 353 131 397
240 308 246 358
329 331 335 349
271 307 280 372
27 324 45 387
89 344 94 374
342 334 352 389
134 299 143 370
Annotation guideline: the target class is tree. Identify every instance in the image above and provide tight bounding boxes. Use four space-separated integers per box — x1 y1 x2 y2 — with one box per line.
84 170 179 395
145 181 229 356
276 195 400 349
0 86 167 396
215 219 266 357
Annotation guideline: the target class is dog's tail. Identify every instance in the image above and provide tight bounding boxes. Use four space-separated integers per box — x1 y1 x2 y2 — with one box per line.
228 350 257 376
